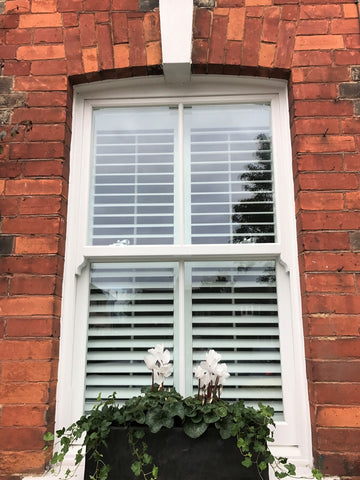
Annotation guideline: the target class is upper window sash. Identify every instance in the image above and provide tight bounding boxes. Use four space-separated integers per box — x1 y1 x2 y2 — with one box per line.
72 90 294 274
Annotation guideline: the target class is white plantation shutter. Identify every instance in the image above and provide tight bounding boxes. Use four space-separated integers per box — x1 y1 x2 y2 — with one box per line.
85 263 176 410
186 105 275 245
83 101 285 417
189 260 283 416
90 107 177 246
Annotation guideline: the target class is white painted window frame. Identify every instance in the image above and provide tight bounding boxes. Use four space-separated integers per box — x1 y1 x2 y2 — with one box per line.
45 75 314 480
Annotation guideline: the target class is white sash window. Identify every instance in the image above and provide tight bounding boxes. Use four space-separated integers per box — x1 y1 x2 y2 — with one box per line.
57 77 312 470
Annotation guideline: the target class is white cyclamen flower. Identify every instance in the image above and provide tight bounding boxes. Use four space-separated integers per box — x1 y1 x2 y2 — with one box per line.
194 365 211 388
215 362 230 385
144 344 172 386
205 349 222 373
148 344 171 365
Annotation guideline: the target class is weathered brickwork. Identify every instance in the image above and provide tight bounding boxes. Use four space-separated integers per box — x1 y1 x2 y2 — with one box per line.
0 0 359 479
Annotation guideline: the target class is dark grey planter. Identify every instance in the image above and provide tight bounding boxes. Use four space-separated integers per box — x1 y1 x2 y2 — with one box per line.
85 426 269 480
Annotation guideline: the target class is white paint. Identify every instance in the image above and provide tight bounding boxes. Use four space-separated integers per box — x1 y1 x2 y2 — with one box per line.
159 0 193 82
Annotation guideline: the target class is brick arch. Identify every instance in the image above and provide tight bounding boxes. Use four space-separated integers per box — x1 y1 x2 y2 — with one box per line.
192 4 297 74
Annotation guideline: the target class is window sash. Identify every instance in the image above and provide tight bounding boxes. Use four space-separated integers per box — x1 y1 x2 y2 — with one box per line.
88 103 276 248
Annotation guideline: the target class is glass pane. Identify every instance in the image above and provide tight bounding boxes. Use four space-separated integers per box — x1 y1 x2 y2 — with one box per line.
185 104 275 245
186 260 283 418
84 262 177 410
89 107 178 246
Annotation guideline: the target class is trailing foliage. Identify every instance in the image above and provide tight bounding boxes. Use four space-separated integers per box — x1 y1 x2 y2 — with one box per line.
44 388 321 480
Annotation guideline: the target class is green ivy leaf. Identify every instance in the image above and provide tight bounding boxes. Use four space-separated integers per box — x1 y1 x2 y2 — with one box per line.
43 432 54 442
152 465 159 479
241 457 253 469
131 461 142 476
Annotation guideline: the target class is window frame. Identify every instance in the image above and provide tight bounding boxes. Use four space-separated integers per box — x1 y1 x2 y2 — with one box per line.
55 75 313 475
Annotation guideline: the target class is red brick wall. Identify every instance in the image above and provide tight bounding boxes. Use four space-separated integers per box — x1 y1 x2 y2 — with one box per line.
1 0 360 478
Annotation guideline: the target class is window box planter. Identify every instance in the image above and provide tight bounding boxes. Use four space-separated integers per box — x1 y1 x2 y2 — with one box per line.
85 426 269 480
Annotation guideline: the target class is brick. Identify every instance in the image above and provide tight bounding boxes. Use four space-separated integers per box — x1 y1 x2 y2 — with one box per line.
64 27 83 76
228 8 245 41
225 41 242 65
258 42 275 67
192 39 209 64
317 407 360 427
14 237 60 255
0 296 55 316
0 405 47 427
308 338 360 360
242 17 262 66
343 4 358 18
112 0 138 10
84 0 110 8
300 4 342 19
0 339 57 361
6 317 59 337
217 0 243 5
292 50 332 66
144 11 160 42
296 154 342 172
331 18 359 34
57 0 82 11
5 29 32 45
112 12 128 44
2 216 61 235
292 66 350 83
5 179 63 196
146 41 161 66
1 361 53 382
97 23 114 70
295 34 344 51
310 360 360 382
315 453 360 477
33 27 63 44
209 14 228 64
82 47 98 73
3 60 31 76
305 294 360 315
19 13 62 28
317 427 360 452
344 153 360 171
281 5 298 20
295 100 353 117
299 172 358 191
31 59 67 76
301 211 360 230
194 8 212 39
0 451 46 474
299 192 343 210
346 192 360 209
304 252 360 272
274 20 296 68
9 142 65 159
5 0 30 13
297 20 329 35
296 135 356 154
295 118 339 135
305 315 360 336
0 427 45 451
31 0 57 12
14 75 68 92
0 237 14 256
1 257 60 275
335 50 360 66
79 14 96 47
26 92 67 107
128 17 146 67
305 273 354 293
62 12 78 27
262 6 280 43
